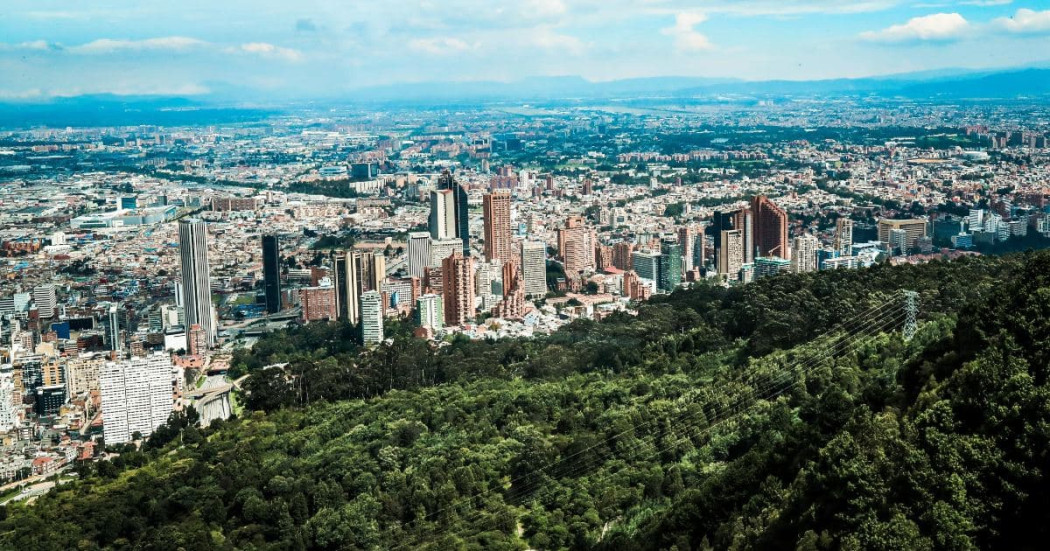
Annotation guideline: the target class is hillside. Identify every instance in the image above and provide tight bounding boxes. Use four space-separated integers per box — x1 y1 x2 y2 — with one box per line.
4 252 1050 550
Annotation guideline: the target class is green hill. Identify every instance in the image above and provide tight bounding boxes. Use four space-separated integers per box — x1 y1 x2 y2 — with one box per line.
4 252 1050 551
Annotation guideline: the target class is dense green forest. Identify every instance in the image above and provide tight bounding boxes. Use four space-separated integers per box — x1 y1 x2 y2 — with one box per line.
4 251 1050 550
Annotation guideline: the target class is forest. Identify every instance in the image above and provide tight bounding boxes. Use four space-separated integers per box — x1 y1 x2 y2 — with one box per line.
3 251 1050 550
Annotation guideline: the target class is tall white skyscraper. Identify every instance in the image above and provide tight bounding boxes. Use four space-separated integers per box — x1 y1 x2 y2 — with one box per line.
407 231 432 278
360 290 384 345
429 189 457 240
0 369 18 433
107 304 122 352
835 218 854 257
792 234 819 273
33 284 57 319
99 354 173 444
521 240 547 298
178 219 215 349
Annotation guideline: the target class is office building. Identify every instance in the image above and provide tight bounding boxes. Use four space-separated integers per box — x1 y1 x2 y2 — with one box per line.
430 238 463 268
34 385 65 416
521 241 547 298
483 191 513 263
262 235 282 314
300 286 338 322
360 291 384 344
437 170 470 256
99 354 173 445
751 195 789 259
659 239 683 292
835 218 854 257
877 218 928 251
416 294 444 330
429 189 457 240
754 257 792 279
331 250 385 324
791 235 819 273
558 217 596 276
718 229 745 280
612 242 634 270
441 252 476 327
107 305 122 352
178 219 215 350
407 232 432 278
632 250 661 282
889 228 909 255
33 284 57 319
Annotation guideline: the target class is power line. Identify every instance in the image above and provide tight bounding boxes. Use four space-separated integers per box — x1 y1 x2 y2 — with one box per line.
373 294 913 549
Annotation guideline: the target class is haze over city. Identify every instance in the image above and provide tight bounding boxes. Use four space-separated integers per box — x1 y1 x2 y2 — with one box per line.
2 1 1050 100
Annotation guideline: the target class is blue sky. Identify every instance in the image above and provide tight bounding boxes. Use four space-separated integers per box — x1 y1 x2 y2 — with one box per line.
1 0 1049 100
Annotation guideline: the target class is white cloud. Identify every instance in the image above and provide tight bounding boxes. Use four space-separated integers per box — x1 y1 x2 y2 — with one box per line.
526 28 586 54
661 12 714 52
524 0 567 17
69 36 207 54
860 12 970 43
992 8 1050 34
237 42 304 61
408 37 475 55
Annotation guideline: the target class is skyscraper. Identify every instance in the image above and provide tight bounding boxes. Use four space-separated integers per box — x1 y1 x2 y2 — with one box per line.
632 249 661 282
360 290 384 344
178 219 215 350
107 305 121 352
558 217 596 277
262 235 282 314
332 250 385 324
441 252 476 327
677 226 695 272
659 239 683 292
483 191 513 264
834 218 854 257
407 232 432 278
429 189 457 240
792 234 819 273
99 353 173 445
33 284 57 319
521 240 547 298
718 229 745 279
438 170 470 256
751 195 789 259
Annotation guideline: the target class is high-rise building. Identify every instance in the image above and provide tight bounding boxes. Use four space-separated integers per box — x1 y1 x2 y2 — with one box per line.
300 286 338 322
437 170 470 256
360 291 384 344
558 217 596 276
262 235 282 314
0 371 17 433
710 209 753 266
677 226 695 271
751 195 789 259
416 294 444 330
521 241 547 298
331 250 385 324
889 228 909 255
33 284 57 319
441 252 476 327
187 323 207 356
834 218 854 257
878 218 928 251
718 229 745 279
791 234 819 273
99 353 173 445
430 238 463 268
659 239 683 292
407 232 432 278
632 250 661 282
178 219 215 350
612 241 634 270
107 305 122 352
483 191 513 263
429 189 457 240
331 251 358 324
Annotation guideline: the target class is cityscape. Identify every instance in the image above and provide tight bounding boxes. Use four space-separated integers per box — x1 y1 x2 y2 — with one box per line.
1 1 1050 550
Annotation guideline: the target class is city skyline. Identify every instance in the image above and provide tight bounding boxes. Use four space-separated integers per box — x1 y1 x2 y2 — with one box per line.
1 1 1049 101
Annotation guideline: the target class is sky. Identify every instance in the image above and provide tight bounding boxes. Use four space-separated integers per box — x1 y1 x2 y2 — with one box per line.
1 0 1049 101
